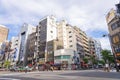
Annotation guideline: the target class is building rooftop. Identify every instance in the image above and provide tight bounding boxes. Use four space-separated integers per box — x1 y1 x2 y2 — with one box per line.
0 24 8 28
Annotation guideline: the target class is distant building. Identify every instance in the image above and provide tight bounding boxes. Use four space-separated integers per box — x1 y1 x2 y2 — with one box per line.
94 40 102 60
10 37 19 65
89 37 96 56
10 37 19 49
88 37 102 60
0 25 9 44
18 23 36 66
0 41 11 62
0 41 8 62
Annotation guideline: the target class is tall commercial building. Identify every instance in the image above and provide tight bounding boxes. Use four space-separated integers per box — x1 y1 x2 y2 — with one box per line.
57 21 84 58
36 16 57 64
35 16 97 69
72 26 85 58
27 32 37 66
18 23 36 66
55 22 81 69
0 25 9 44
106 3 120 65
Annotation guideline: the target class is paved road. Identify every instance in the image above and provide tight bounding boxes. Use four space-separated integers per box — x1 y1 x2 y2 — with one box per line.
0 70 120 80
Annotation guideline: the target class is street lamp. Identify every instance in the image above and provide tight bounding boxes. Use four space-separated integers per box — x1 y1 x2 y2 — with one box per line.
102 34 119 72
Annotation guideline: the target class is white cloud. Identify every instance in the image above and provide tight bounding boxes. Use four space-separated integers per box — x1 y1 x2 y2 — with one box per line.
96 37 111 50
0 0 118 50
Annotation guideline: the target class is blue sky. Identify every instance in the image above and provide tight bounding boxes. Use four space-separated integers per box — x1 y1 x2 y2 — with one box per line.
0 0 119 50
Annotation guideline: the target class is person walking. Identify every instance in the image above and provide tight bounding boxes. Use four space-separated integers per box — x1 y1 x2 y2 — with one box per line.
25 66 28 73
50 65 53 71
105 63 109 72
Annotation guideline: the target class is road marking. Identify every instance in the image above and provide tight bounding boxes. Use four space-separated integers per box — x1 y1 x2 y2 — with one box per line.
0 78 21 80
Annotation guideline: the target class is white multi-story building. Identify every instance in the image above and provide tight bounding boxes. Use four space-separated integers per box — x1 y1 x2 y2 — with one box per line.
10 37 19 64
57 20 68 49
18 23 36 66
57 21 84 55
11 37 19 49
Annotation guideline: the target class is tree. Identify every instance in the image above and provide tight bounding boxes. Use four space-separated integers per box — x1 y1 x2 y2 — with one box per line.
108 55 114 64
98 60 105 65
101 49 114 65
83 57 88 64
89 55 98 68
90 55 97 64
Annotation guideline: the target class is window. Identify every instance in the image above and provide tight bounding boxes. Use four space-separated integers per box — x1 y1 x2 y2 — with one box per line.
61 55 70 59
69 40 72 42
69 31 71 33
111 23 118 30
111 21 120 30
51 36 53 38
55 55 70 59
51 31 53 33
112 35 119 44
70 45 73 47
114 45 120 53
69 36 72 38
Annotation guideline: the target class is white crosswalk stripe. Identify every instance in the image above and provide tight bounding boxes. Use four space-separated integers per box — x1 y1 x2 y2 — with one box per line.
0 78 21 80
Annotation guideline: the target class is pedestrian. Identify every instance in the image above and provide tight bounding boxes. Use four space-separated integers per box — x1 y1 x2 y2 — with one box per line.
25 66 28 73
105 63 109 72
50 66 53 71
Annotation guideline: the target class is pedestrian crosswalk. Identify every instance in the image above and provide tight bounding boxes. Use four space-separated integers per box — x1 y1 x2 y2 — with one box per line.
0 78 20 80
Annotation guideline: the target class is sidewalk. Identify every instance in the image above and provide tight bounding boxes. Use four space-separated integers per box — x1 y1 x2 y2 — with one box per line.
110 69 117 72
0 71 11 74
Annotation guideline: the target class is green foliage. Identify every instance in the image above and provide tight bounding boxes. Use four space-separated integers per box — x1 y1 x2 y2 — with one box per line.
89 55 98 65
101 49 114 64
108 55 114 64
98 60 105 65
83 57 88 64
4 61 11 69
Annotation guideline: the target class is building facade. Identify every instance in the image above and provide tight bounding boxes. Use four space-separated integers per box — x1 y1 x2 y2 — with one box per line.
36 16 57 64
0 41 9 66
54 49 80 69
0 25 9 44
18 23 36 66
94 40 102 60
27 32 37 66
89 37 96 56
10 37 19 65
106 3 120 65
